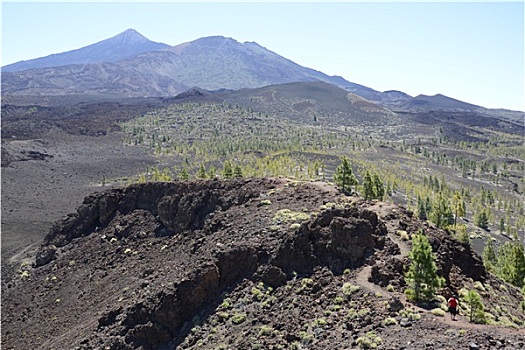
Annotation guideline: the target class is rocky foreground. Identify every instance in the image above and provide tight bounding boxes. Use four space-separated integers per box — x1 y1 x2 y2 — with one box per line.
2 178 524 349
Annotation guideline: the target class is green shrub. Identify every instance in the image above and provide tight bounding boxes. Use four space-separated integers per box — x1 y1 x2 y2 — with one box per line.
399 308 421 321
273 209 310 223
431 308 446 317
334 296 345 304
473 281 486 292
231 313 246 324
259 325 274 336
299 331 314 344
342 282 360 296
312 318 327 328
290 223 301 230
396 230 409 241
357 331 382 349
219 298 232 309
382 317 397 326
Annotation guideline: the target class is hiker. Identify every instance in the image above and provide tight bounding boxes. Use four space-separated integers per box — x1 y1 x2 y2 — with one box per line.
448 295 458 320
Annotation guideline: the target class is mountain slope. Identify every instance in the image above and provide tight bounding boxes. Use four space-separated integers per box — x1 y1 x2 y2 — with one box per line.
217 81 399 126
1 34 380 99
165 36 380 98
2 29 170 72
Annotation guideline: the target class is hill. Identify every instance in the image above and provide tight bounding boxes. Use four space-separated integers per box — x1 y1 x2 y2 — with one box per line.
218 81 398 127
2 29 170 72
2 178 524 349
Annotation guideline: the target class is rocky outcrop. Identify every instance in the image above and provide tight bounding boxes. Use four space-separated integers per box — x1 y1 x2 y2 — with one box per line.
36 179 261 266
18 179 513 350
271 207 388 276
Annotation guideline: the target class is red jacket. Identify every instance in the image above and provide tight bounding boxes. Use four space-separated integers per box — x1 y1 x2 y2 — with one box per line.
448 298 458 308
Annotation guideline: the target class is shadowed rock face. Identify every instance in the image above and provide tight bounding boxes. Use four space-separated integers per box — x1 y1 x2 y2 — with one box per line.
39 180 260 251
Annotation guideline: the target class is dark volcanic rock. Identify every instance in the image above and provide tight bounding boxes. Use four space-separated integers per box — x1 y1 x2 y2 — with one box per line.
3 179 524 350
34 245 57 267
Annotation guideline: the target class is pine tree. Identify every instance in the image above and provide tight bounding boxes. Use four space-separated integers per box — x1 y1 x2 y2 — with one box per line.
452 192 466 231
496 240 525 288
417 196 427 220
197 163 207 179
475 209 489 230
405 231 445 302
373 173 385 201
363 171 375 200
465 289 486 324
223 160 233 179
429 193 453 230
333 156 358 195
179 168 189 181
207 165 217 179
234 164 243 178
499 217 506 233
482 237 497 272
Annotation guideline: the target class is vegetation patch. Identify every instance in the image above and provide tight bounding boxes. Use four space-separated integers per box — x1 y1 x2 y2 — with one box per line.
356 331 382 349
342 282 360 297
273 209 311 224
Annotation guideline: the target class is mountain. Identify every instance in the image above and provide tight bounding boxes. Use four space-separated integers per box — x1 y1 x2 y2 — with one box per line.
2 30 522 119
163 36 380 98
2 29 170 72
1 33 381 100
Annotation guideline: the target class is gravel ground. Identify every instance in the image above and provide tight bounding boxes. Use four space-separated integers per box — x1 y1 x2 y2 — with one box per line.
1 128 157 279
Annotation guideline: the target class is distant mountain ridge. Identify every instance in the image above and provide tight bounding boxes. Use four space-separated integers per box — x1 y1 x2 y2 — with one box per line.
2 29 523 121
2 29 170 72
1 33 384 102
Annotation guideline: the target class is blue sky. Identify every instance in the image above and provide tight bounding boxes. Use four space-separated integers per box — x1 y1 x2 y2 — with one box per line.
2 1 524 111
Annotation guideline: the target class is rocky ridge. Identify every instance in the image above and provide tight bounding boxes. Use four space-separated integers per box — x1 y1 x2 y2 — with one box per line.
2 178 524 349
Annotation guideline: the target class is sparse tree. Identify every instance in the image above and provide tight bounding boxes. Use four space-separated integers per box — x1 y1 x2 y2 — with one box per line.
465 289 486 324
234 164 243 178
207 165 217 179
417 196 427 221
482 237 497 272
333 156 358 195
496 240 525 288
373 173 385 201
452 192 466 231
405 230 445 302
179 168 189 181
475 209 489 230
223 160 233 179
197 163 207 179
429 193 453 230
363 171 375 200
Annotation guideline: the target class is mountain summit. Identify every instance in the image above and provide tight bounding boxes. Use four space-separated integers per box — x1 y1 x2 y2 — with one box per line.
2 28 170 72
